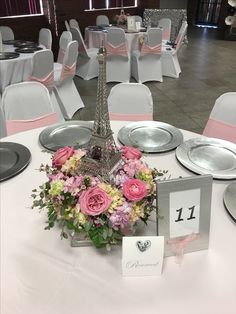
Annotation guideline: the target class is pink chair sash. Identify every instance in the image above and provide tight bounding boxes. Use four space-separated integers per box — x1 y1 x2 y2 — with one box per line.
6 113 57 136
60 62 76 81
106 41 128 57
29 71 54 91
140 43 161 56
203 118 236 144
78 43 87 56
162 31 170 41
109 113 153 121
57 48 65 64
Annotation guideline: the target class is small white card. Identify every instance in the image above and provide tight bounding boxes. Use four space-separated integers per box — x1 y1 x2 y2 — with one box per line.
122 236 164 276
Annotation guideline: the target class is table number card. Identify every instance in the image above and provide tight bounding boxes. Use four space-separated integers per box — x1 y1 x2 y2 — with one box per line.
122 236 164 276
127 16 136 32
156 175 212 257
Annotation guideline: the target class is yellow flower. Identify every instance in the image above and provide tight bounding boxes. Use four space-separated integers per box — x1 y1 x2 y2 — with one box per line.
98 183 124 213
49 180 64 197
74 204 87 225
130 203 145 223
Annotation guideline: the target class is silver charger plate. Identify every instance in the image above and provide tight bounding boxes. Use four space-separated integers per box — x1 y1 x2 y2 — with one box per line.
15 46 43 53
176 137 236 179
118 121 183 153
0 142 31 182
39 121 94 152
223 182 236 222
0 52 20 60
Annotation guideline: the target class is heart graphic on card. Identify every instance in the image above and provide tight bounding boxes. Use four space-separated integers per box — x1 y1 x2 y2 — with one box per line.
136 240 151 252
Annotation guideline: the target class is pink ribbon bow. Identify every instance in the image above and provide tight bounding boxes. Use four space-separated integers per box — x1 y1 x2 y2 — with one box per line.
140 43 162 56
29 71 54 91
167 233 199 264
60 62 76 81
106 41 128 57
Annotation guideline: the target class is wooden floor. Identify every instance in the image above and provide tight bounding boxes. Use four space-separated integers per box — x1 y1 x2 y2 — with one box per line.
73 26 236 134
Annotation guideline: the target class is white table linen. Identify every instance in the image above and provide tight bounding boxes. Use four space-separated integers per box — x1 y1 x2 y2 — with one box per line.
1 121 236 314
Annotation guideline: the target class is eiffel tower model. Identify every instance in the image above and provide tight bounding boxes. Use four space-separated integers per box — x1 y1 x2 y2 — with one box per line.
80 45 122 183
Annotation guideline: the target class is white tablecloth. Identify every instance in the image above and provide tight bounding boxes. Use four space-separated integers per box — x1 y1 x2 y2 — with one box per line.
0 45 35 93
1 121 236 314
85 28 143 52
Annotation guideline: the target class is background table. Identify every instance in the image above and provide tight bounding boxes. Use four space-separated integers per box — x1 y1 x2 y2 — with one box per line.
1 122 236 314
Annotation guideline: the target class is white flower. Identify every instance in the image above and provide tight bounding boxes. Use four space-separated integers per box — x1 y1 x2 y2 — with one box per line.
228 0 236 7
225 15 235 25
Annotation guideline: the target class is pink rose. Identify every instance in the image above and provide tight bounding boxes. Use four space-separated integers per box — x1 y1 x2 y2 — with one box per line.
52 146 75 168
121 146 142 160
79 187 112 216
123 179 147 201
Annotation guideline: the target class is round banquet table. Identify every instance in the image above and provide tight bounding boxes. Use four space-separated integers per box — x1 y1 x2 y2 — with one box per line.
1 121 236 314
0 44 42 94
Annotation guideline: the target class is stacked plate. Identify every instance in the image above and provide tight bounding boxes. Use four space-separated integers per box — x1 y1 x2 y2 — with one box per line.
0 52 20 60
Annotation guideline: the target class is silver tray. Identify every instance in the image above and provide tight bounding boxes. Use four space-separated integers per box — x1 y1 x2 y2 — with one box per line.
223 182 236 222
176 137 236 179
0 142 31 182
39 121 94 152
118 121 183 153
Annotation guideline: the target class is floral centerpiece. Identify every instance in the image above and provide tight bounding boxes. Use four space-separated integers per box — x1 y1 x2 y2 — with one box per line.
32 146 166 250
113 9 129 26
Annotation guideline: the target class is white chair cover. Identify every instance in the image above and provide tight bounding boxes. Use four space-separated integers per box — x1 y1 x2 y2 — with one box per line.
134 15 143 25
96 15 110 26
54 40 84 119
203 92 236 143
108 83 153 121
69 19 79 29
0 97 7 138
0 31 3 51
0 26 14 41
161 21 188 78
65 20 70 31
106 28 130 83
2 82 59 135
38 28 52 49
70 27 98 80
131 28 163 83
158 18 171 41
57 31 72 64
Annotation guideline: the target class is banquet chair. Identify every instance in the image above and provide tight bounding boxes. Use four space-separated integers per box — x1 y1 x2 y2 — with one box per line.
2 82 59 136
29 49 64 122
161 21 188 78
203 92 236 143
38 28 52 49
53 40 84 119
0 26 14 41
57 31 72 64
131 28 163 83
70 27 98 80
134 15 143 25
108 83 153 121
158 18 171 42
106 28 130 83
96 15 110 26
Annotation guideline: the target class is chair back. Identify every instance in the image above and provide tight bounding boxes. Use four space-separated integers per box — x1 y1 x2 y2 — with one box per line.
158 18 171 41
140 28 162 56
108 83 153 120
203 92 236 143
2 82 58 135
96 15 110 26
134 15 143 25
65 20 70 31
0 26 14 41
175 21 188 51
57 31 72 63
29 49 54 91
69 19 79 29
106 28 128 57
38 28 52 49
70 27 88 57
59 40 78 82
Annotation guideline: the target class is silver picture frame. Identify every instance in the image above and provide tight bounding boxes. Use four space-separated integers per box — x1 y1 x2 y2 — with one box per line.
156 175 212 257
